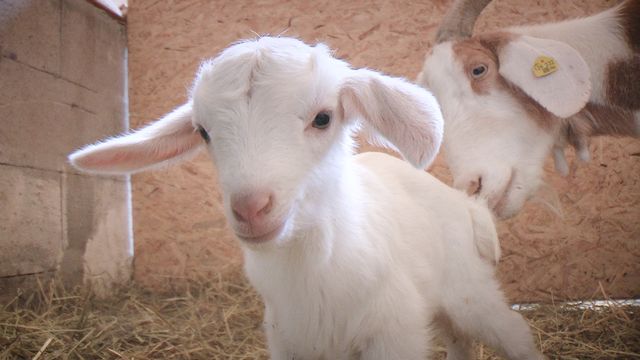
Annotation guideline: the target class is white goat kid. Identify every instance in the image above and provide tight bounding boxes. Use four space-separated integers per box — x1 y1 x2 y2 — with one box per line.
69 37 543 360
418 0 640 219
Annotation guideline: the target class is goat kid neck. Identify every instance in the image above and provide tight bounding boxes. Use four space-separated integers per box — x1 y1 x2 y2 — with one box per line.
242 150 375 274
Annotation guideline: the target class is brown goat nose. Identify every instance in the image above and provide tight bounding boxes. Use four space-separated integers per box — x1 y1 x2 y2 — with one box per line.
466 176 482 196
231 192 274 224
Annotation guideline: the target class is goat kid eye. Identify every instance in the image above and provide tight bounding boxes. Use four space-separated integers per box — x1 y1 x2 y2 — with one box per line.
312 112 331 129
471 64 488 78
197 126 210 143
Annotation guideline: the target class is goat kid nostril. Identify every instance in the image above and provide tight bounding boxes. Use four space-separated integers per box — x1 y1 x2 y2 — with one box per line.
232 208 247 223
258 195 274 216
467 176 482 196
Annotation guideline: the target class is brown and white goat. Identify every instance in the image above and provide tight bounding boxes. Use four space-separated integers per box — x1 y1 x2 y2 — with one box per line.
418 0 639 218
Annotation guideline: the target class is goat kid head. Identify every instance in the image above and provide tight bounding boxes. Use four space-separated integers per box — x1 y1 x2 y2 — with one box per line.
69 37 443 249
417 0 591 219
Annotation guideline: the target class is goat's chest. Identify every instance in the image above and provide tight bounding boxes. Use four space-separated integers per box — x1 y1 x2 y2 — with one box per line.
245 257 374 358
266 294 359 359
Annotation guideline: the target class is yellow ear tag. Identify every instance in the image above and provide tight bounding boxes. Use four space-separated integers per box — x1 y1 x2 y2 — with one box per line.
532 55 558 77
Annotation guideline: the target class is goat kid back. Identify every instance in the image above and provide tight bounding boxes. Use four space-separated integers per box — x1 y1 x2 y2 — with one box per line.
69 37 542 360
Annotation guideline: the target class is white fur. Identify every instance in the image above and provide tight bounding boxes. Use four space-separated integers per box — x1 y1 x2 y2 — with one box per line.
420 43 554 219
511 5 633 105
69 37 542 359
418 1 637 219
498 35 591 118
68 103 202 174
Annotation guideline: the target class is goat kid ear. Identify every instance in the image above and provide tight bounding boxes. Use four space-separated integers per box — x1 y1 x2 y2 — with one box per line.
498 35 591 118
69 103 204 174
339 69 444 169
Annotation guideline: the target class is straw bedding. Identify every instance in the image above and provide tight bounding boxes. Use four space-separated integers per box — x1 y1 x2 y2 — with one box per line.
1 268 638 360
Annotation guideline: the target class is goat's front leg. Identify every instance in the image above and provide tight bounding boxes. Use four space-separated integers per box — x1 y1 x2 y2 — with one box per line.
263 306 292 360
434 313 474 360
359 327 431 360
359 292 433 360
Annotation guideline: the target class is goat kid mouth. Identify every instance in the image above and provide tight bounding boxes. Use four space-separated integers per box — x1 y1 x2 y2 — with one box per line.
490 169 516 218
235 222 285 244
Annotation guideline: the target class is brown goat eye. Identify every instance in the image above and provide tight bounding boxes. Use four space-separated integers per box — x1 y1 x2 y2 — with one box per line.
471 64 488 78
312 112 331 129
197 126 210 143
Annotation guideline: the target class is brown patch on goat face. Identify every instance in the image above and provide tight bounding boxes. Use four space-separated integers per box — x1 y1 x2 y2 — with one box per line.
498 76 557 130
606 55 640 110
618 0 640 51
569 102 637 137
453 33 556 130
452 33 515 95
452 38 500 95
476 32 514 55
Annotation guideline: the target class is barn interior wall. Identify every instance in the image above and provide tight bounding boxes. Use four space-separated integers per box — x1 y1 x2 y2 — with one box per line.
0 0 131 298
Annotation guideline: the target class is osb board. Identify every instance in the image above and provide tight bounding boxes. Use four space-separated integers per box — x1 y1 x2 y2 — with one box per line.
127 0 639 301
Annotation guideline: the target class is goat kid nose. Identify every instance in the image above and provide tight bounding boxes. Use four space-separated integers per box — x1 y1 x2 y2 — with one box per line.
231 192 274 224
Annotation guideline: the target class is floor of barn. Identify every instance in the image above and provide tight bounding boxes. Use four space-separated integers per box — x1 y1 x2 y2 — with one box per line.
1 267 638 359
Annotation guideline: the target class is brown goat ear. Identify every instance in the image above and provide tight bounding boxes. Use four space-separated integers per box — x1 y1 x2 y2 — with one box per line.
69 103 204 174
498 35 591 118
339 69 444 169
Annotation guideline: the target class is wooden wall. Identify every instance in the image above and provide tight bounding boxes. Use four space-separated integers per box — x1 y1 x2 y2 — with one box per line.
127 0 639 302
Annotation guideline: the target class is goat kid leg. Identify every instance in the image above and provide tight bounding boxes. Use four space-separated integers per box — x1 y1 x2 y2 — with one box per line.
359 326 431 360
263 306 292 360
360 293 432 360
443 270 544 360
434 314 474 360
444 334 474 360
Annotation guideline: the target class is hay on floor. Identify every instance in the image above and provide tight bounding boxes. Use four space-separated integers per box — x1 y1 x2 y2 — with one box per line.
1 270 638 359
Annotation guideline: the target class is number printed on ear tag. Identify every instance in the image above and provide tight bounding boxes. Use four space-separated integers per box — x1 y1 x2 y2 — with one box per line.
532 55 558 77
